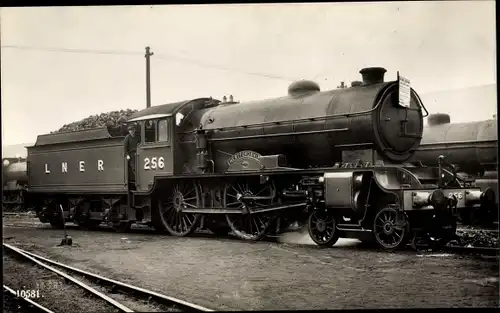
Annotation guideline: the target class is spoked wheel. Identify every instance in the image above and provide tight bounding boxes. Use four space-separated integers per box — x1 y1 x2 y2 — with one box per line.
308 208 340 246
158 181 201 237
224 181 275 241
373 207 409 251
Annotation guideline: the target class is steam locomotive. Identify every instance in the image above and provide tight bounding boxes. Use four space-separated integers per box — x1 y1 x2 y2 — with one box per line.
2 157 28 212
409 113 498 225
7 67 496 251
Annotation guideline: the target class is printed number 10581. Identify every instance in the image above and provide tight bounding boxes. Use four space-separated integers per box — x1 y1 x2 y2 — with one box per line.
16 290 41 299
144 157 165 170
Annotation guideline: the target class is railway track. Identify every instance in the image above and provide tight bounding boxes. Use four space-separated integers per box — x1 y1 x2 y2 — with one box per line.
3 243 213 312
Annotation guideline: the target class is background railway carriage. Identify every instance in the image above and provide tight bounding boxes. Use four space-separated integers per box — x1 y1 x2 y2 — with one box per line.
23 67 495 251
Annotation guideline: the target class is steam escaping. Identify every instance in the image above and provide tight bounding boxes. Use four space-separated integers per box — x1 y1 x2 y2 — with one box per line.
277 227 316 245
334 238 362 247
277 226 361 247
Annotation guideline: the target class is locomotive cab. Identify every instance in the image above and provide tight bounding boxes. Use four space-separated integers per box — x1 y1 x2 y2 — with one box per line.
124 97 219 193
126 113 174 192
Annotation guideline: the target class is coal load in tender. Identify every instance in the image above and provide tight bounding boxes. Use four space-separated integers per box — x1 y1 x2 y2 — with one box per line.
51 109 139 133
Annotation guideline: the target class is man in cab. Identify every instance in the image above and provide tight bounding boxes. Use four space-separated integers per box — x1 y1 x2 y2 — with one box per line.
124 124 140 181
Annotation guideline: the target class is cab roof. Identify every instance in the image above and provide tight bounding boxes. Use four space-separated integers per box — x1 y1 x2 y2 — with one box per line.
126 98 218 123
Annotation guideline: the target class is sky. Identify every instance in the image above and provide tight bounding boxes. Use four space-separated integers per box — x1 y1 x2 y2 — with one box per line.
1 1 497 146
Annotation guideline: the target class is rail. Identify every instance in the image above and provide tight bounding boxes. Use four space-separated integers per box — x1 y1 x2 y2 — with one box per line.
3 243 214 312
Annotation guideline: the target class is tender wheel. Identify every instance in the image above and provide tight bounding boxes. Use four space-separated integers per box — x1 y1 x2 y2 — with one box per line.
308 208 340 246
111 221 132 233
74 208 101 230
224 181 275 241
76 219 101 231
47 203 65 228
49 219 65 229
373 206 409 251
158 181 201 237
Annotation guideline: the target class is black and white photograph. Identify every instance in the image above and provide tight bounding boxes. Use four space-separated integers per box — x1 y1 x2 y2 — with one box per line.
2 1 498 311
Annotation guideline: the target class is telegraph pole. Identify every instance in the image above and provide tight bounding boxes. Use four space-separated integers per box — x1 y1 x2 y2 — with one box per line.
145 46 154 108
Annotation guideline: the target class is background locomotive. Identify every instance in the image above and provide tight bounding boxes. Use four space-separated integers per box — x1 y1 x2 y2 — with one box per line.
10 67 495 251
2 157 28 212
409 113 498 225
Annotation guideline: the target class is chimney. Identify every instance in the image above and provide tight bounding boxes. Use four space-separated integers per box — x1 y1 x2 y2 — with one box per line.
229 95 234 103
222 96 227 103
359 67 387 85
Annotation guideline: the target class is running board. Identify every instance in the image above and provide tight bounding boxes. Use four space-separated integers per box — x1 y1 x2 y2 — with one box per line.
182 202 307 214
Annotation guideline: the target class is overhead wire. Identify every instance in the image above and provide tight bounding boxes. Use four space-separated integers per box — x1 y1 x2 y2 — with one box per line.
1 45 142 56
1 44 300 82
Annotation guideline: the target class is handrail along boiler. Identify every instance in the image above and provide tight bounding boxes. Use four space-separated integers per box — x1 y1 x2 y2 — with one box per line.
24 67 494 251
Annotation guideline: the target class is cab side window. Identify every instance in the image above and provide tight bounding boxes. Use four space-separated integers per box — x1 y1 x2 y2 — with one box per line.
145 120 157 143
157 119 169 142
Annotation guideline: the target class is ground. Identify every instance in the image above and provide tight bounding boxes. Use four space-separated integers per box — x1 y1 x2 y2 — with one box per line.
2 216 499 310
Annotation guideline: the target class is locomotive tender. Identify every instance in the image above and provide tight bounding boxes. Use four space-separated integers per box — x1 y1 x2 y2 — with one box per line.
24 67 494 251
410 113 498 224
